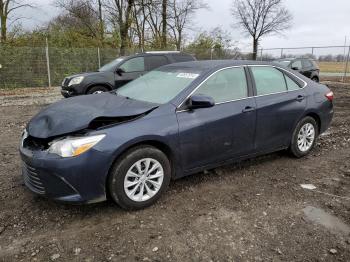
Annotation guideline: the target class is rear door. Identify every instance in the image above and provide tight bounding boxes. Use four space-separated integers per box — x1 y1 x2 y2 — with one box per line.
145 55 170 71
249 66 307 152
114 56 146 88
176 66 256 171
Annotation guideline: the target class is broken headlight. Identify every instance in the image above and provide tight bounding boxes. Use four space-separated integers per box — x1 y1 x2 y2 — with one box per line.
48 134 105 158
21 129 28 147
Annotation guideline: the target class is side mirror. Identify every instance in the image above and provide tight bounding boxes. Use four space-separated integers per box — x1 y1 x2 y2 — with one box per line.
116 68 125 76
291 66 300 71
187 94 215 109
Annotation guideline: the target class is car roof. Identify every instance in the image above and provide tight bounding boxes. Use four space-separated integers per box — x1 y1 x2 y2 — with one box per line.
132 51 192 57
161 60 278 71
276 57 314 61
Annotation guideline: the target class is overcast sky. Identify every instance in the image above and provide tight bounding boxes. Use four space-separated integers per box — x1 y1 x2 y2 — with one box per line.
17 0 350 52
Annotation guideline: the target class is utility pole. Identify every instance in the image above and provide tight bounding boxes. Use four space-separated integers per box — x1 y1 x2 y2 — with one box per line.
45 37 51 88
343 45 350 82
342 36 348 82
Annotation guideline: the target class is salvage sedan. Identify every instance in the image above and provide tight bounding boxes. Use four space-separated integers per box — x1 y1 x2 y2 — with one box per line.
20 61 334 209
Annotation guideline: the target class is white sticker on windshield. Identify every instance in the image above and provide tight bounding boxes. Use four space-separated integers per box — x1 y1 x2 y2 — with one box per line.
176 73 199 79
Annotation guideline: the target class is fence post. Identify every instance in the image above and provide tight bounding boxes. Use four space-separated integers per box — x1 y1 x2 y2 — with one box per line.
97 47 101 68
342 45 350 82
260 49 263 61
280 48 284 58
45 37 51 88
311 47 314 56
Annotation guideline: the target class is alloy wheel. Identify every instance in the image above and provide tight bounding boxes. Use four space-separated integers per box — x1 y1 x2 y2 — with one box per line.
297 123 315 152
124 158 164 202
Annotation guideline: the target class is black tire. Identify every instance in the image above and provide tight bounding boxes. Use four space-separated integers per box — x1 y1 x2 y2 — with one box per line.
311 76 319 83
87 86 109 94
290 116 318 158
108 145 171 210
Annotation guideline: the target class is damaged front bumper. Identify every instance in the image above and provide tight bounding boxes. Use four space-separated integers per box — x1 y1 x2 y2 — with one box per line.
19 145 111 204
61 89 75 98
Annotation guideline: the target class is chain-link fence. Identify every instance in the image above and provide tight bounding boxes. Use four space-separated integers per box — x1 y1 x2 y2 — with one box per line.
0 44 349 88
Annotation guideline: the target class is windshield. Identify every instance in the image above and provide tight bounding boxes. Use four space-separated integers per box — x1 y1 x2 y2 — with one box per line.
275 60 291 67
116 69 201 104
99 58 124 72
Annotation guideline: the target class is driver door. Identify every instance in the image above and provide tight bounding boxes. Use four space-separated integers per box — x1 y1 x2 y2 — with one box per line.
114 57 146 88
176 67 256 171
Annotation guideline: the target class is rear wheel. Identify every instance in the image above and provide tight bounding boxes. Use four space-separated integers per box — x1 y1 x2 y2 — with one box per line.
290 116 318 158
311 76 319 83
108 146 171 210
87 86 109 95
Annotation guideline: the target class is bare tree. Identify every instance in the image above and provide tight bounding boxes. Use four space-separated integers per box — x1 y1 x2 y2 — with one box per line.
97 0 104 42
161 0 167 48
55 0 105 43
231 0 292 60
106 0 135 55
0 0 33 42
167 0 207 50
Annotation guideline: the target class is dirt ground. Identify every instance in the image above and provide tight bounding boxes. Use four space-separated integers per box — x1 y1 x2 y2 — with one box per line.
0 83 349 262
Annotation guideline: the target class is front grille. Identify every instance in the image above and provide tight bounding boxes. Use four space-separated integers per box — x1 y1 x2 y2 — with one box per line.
62 77 70 87
22 163 45 195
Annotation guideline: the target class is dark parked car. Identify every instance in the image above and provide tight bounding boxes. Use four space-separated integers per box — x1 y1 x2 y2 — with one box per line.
275 58 320 82
20 60 334 210
61 51 196 97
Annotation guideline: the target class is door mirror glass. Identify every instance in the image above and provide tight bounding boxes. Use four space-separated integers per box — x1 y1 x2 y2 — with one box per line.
187 94 215 109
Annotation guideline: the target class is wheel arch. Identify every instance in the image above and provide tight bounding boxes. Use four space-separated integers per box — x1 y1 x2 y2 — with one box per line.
289 111 322 147
304 112 321 134
311 74 319 82
105 139 178 200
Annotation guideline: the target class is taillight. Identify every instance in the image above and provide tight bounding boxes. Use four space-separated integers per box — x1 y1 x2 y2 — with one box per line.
325 91 334 102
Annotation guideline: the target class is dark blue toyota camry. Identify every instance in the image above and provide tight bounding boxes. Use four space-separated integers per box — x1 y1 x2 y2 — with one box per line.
20 60 334 209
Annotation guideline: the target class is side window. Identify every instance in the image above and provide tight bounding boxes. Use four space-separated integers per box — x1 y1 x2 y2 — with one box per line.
172 54 194 62
284 74 301 91
251 66 287 95
302 59 313 68
119 57 145 72
146 56 169 70
194 67 248 103
291 60 302 70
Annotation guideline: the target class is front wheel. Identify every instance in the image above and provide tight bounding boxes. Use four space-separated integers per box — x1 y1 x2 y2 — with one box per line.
87 86 109 95
108 146 171 210
290 117 318 158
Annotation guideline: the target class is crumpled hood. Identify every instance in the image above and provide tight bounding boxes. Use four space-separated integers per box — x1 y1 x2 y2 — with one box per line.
27 93 158 139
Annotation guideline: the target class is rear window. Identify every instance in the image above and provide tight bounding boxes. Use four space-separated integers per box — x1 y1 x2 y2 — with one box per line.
302 59 313 68
275 60 291 67
172 54 195 62
146 55 169 70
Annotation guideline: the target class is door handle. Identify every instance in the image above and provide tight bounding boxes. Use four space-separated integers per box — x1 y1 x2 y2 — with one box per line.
296 95 305 102
242 106 255 113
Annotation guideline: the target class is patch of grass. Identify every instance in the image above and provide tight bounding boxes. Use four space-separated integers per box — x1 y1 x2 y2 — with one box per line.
318 62 350 73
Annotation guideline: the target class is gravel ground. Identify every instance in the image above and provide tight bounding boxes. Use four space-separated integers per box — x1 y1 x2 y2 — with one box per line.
0 83 349 261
